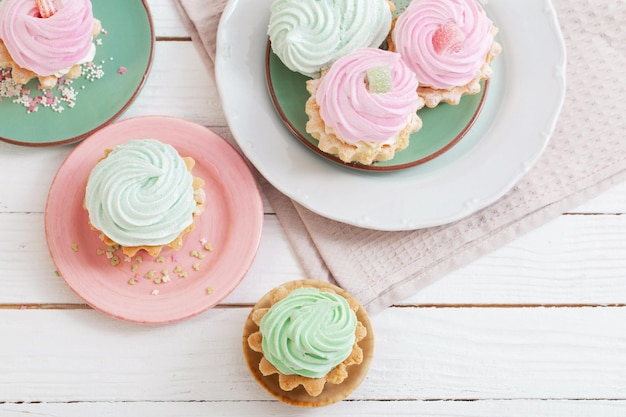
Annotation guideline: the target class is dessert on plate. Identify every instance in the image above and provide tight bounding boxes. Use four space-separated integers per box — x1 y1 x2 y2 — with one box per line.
268 0 394 77
388 0 501 108
243 279 374 407
84 139 206 257
0 0 102 89
305 47 424 165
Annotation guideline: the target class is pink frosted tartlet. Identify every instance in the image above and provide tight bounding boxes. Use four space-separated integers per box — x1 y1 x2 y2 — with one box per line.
0 0 101 89
388 0 501 108
305 47 424 165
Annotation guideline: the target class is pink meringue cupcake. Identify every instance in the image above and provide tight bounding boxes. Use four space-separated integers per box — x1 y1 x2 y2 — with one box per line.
388 0 501 108
0 0 101 89
305 47 424 165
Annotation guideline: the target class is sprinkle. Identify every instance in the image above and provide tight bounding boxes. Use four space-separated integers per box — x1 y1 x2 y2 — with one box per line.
117 66 126 75
179 271 188 278
109 57 114 61
190 250 204 259
54 270 61 277
95 38 103 46
154 277 162 284
161 269 169 276
203 243 213 251
135 255 143 264
170 255 178 262
96 249 105 256
144 269 156 279
110 255 120 266
128 278 137 286
124 255 132 263
192 263 200 271
200 237 207 245
131 264 139 272
173 265 183 273
162 275 171 283
71 243 79 252
105 251 113 259
206 287 214 295
151 289 159 296
156 256 165 263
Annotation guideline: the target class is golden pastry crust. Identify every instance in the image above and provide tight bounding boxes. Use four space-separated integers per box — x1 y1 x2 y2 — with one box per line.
243 280 375 407
305 76 423 165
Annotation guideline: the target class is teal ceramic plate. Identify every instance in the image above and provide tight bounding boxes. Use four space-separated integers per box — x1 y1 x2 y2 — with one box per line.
265 42 488 171
0 0 154 146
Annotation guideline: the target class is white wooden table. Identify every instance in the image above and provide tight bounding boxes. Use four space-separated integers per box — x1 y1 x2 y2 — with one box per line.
1 1 626 415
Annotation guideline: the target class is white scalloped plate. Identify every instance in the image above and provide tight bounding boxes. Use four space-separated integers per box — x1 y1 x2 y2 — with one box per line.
216 0 566 231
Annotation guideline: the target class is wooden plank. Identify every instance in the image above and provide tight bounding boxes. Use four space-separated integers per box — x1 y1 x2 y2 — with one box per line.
400 213 626 305
120 41 226 126
1 307 626 402
1 213 625 305
149 0 189 38
2 399 626 417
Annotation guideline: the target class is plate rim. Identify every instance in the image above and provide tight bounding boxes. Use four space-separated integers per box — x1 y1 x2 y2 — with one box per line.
0 0 155 147
44 115 264 324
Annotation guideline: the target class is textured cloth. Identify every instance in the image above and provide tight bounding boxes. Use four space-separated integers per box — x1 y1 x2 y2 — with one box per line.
176 0 626 313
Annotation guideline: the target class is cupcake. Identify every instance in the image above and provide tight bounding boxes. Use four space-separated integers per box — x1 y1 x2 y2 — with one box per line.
268 0 394 78
388 0 502 108
243 280 374 407
305 47 424 165
0 0 101 89
84 139 206 258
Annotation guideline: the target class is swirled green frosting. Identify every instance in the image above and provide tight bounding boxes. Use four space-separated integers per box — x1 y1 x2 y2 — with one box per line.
268 0 392 77
85 139 196 247
260 288 357 378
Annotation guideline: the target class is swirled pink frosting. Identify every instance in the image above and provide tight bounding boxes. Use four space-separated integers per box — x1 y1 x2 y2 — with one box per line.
391 0 494 89
315 48 420 145
0 0 95 76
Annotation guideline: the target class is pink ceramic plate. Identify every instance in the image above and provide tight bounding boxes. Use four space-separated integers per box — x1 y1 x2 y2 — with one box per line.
45 116 264 324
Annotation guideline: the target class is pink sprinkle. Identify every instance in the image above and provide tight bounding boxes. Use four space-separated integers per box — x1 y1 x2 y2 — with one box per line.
34 96 43 104
21 88 30 95
170 255 178 262
117 66 127 75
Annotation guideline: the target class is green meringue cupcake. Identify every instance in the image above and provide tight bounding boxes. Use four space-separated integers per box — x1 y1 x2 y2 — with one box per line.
243 279 374 407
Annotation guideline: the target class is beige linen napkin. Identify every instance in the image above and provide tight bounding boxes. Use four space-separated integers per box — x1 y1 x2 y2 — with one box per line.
176 0 626 313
